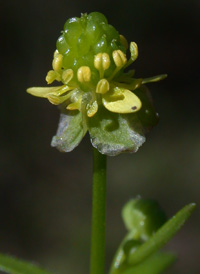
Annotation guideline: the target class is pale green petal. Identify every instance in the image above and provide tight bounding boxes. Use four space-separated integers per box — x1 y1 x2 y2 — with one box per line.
112 79 142 91
27 86 61 97
142 74 167 84
117 70 136 83
102 87 142 114
26 85 72 98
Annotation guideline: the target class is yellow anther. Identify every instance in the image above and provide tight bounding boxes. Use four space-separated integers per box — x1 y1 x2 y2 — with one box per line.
96 79 110 94
94 53 110 78
77 66 91 83
52 53 63 71
62 69 74 84
130 42 138 62
112 50 127 67
120 35 128 50
101 53 110 70
53 50 59 58
46 70 61 84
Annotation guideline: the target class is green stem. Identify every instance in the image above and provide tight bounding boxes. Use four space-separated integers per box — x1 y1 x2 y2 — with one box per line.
90 148 107 274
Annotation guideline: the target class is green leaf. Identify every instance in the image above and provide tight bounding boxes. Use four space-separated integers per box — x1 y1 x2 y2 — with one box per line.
51 110 87 152
0 254 52 274
88 106 145 156
121 252 176 274
127 203 196 266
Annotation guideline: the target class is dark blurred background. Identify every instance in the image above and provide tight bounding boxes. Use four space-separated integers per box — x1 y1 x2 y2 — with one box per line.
1 0 200 273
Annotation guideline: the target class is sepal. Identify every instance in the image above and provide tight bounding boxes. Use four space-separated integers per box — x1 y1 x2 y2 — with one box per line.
133 85 159 132
51 109 87 152
88 106 145 156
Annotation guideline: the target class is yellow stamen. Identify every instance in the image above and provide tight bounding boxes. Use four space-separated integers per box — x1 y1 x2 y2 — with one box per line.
62 69 74 84
130 42 138 62
94 53 110 78
124 42 138 69
96 79 110 94
54 50 59 58
52 53 63 71
112 50 127 67
46 70 61 84
87 101 98 117
77 66 91 83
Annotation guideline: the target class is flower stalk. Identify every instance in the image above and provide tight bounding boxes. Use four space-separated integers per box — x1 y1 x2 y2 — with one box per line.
90 148 107 274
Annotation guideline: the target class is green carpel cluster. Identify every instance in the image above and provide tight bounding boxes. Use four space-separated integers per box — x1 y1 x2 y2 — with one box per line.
56 12 125 83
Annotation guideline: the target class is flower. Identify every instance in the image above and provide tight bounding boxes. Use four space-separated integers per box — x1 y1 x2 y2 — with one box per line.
27 12 166 156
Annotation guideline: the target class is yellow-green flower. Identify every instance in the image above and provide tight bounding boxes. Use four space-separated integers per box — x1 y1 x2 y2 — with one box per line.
27 12 166 156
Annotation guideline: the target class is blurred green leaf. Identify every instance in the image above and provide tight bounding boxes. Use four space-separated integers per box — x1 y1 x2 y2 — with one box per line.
122 198 166 240
128 203 196 265
123 240 141 257
121 252 176 274
0 254 52 274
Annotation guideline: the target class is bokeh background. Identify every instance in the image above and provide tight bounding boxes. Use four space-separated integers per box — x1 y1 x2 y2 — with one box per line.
1 0 200 273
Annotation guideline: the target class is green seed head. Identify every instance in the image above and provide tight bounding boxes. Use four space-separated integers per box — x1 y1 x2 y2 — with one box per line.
56 12 126 86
